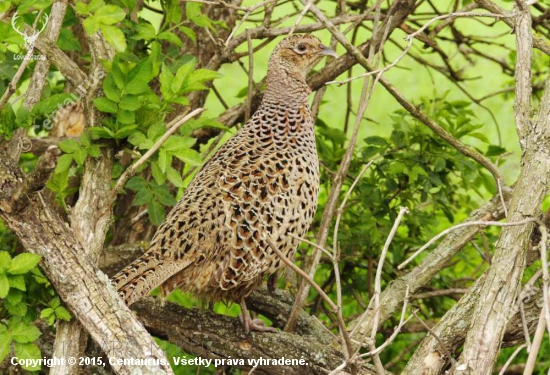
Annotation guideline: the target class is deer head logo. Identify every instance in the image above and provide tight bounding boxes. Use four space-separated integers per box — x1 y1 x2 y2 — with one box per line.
11 11 49 50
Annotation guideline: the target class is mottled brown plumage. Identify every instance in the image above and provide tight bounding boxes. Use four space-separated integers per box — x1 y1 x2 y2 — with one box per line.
111 35 336 332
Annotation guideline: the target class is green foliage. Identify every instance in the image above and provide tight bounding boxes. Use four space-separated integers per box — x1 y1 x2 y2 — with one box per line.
0 250 71 371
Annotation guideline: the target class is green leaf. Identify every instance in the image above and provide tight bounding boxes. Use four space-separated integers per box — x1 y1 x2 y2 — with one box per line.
133 188 153 206
118 110 135 125
55 154 74 174
8 253 41 275
88 144 101 158
172 60 194 93
147 122 165 141
94 5 126 26
14 343 41 371
10 320 41 343
94 97 118 113
134 22 156 40
128 132 147 147
103 75 121 102
40 308 54 319
151 161 165 185
72 148 88 166
83 16 100 35
5 300 27 317
6 289 22 305
0 333 11 363
179 26 196 44
159 64 175 100
166 166 183 187
8 275 26 291
0 273 9 298
55 307 72 321
151 184 177 206
0 251 11 269
162 136 195 152
119 95 140 111
57 29 82 51
173 148 202 166
147 200 165 226
100 24 127 52
125 58 154 94
49 297 61 308
189 69 222 83
126 176 147 191
157 31 182 47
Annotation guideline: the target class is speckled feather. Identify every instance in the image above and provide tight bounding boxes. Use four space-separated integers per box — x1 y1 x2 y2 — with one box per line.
111 35 323 306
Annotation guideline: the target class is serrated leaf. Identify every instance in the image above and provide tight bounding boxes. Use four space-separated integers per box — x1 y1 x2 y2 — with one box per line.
172 148 202 166
8 253 41 275
118 110 135 125
157 31 182 47
94 97 118 113
126 176 147 191
58 139 80 153
0 273 9 298
6 289 22 305
10 321 41 344
134 22 156 40
119 95 140 111
151 161 165 185
95 5 126 25
83 16 100 35
147 199 165 226
179 26 196 44
14 343 41 370
0 251 11 269
103 75 121 102
100 24 127 52
55 154 74 174
159 64 175 100
72 148 88 165
162 136 195 152
133 188 153 206
8 275 26 291
172 60 194 93
88 144 101 158
151 185 177 206
55 307 72 321
0 333 11 363
49 297 60 308
5 301 27 317
40 308 54 319
128 132 147 147
166 166 183 188
189 69 221 83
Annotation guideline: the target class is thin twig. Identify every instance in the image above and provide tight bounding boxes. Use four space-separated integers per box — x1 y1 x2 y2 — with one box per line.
523 309 546 375
397 218 536 270
537 222 550 336
326 11 516 86
263 235 355 365
371 207 409 341
497 344 526 375
245 29 254 123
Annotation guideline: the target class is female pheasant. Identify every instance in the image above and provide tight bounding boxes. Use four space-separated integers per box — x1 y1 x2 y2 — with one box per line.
111 34 337 333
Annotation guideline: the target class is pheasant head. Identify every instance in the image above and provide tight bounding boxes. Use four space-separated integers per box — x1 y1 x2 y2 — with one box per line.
266 34 337 100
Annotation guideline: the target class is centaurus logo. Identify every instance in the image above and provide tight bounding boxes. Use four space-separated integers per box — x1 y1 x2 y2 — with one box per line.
11 11 49 50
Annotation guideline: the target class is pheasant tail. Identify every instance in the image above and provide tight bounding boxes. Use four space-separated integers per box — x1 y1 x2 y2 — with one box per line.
111 252 189 306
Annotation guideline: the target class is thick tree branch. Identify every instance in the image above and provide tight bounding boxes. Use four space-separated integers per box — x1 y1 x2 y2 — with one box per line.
0 150 173 375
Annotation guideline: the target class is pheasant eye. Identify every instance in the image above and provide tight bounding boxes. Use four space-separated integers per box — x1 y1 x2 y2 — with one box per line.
296 44 307 53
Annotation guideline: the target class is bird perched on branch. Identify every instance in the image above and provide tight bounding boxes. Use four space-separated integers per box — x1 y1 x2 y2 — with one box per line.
111 34 337 333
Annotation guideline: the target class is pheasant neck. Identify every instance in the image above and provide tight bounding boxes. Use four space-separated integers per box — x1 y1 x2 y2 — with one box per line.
263 65 310 107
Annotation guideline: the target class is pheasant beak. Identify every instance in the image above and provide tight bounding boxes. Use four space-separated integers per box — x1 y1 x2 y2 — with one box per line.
317 44 338 58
